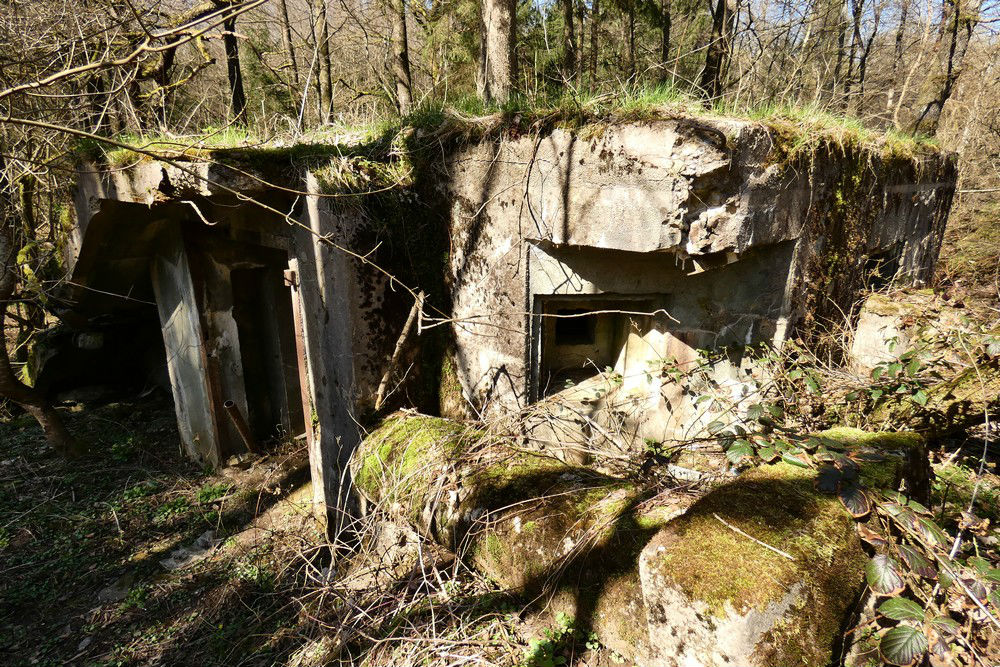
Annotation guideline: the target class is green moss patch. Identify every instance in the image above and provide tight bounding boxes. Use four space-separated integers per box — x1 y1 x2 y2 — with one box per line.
649 462 867 665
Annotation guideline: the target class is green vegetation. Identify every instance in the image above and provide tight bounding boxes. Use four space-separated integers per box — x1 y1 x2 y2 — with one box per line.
75 84 943 185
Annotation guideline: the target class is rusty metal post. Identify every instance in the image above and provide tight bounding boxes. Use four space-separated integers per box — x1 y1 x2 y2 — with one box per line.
284 266 314 448
222 400 262 455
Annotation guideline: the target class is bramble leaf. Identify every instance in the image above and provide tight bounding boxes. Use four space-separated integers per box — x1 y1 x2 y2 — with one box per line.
898 545 936 579
815 465 842 494
725 439 753 463
839 484 871 518
877 597 924 621
879 625 928 666
867 555 906 596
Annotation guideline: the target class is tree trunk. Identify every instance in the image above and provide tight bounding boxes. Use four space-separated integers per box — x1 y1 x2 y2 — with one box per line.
477 0 517 104
318 0 334 123
885 0 909 111
391 0 414 114
913 0 978 136
223 13 247 122
659 0 672 83
279 0 301 87
0 157 82 458
590 0 599 87
622 1 635 80
562 0 577 82
699 0 734 100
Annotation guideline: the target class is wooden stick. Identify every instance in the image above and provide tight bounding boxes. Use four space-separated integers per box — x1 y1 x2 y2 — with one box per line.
712 512 795 561
374 291 425 411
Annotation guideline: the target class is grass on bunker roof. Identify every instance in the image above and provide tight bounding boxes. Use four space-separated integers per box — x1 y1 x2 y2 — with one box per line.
76 83 941 172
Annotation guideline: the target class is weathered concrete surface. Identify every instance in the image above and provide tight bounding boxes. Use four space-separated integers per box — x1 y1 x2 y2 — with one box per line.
351 413 929 665
68 117 958 527
847 291 1000 437
436 119 956 443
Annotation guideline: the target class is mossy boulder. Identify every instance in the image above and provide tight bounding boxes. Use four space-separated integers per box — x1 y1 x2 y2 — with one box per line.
351 415 932 666
639 462 868 667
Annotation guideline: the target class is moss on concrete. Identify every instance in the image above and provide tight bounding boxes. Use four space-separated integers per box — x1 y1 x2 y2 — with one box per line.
817 426 926 490
649 462 867 665
353 413 476 525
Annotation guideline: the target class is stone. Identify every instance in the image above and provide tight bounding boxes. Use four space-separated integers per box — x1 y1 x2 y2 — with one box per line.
351 413 931 665
638 463 867 667
97 571 136 603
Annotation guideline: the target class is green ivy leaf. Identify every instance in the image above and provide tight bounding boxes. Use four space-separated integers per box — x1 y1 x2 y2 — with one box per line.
905 358 922 377
872 366 886 381
877 598 925 621
746 403 764 421
804 375 820 394
867 555 905 596
887 362 904 379
879 625 928 666
911 390 929 406
838 484 871 518
870 388 884 401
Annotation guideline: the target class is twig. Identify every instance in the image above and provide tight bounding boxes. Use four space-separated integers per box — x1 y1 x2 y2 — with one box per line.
374 291 425 411
712 512 795 561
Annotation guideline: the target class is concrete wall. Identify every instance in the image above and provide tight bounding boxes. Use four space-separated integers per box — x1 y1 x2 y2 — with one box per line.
435 119 956 442
69 117 957 519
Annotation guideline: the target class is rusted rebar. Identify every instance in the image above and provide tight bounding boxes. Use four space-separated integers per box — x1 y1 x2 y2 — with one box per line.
223 400 262 455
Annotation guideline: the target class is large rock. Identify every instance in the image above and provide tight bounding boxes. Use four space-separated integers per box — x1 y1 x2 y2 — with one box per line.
639 462 867 667
351 413 931 665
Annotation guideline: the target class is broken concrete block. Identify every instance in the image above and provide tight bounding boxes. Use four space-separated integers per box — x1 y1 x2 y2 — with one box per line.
352 414 936 665
638 462 867 667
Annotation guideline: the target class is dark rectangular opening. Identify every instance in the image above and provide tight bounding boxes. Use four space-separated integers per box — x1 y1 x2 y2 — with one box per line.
231 263 305 444
535 295 655 398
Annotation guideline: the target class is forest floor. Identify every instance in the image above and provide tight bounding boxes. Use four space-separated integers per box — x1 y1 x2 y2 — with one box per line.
0 393 323 667
0 394 600 667
1 393 998 666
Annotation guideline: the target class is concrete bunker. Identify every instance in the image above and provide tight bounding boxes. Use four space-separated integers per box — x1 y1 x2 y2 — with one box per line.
68 115 958 525
69 184 312 467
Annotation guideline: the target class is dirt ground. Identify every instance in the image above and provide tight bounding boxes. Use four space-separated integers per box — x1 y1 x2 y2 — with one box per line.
0 393 327 667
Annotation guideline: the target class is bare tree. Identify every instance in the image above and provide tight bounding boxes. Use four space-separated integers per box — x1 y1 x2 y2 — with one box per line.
391 0 414 114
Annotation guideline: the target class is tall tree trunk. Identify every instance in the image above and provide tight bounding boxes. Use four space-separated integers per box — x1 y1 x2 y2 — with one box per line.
223 13 247 122
318 0 334 123
623 1 636 80
0 156 82 458
842 0 864 108
913 0 978 136
659 0 672 83
562 0 577 81
279 0 301 87
699 0 734 100
391 0 414 114
478 0 517 104
885 0 909 110
590 0 600 86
